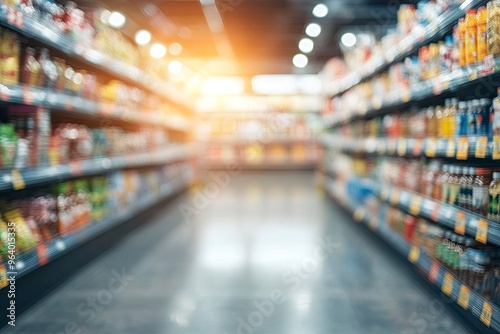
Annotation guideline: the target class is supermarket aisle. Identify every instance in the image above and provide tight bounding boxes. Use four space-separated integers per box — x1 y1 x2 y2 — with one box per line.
6 172 473 334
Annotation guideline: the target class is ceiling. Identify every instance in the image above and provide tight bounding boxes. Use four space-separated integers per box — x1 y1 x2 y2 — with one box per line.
77 0 416 76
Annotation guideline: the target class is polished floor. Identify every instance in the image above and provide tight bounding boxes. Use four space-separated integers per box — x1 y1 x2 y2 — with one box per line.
4 171 474 334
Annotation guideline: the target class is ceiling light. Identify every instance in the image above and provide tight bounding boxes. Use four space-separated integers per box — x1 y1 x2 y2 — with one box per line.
135 30 151 45
169 42 183 56
298 38 314 53
168 61 183 74
305 23 321 37
293 54 308 68
150 43 167 58
108 11 126 29
341 32 357 47
312 4 328 18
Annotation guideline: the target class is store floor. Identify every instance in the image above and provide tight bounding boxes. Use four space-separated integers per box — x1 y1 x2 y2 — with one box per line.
5 171 475 334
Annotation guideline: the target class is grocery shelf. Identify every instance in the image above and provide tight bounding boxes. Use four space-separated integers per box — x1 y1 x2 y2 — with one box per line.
0 177 190 282
0 84 189 132
0 5 190 109
323 176 500 332
325 56 500 128
204 161 317 170
325 0 487 98
0 144 191 192
322 134 495 160
204 137 317 145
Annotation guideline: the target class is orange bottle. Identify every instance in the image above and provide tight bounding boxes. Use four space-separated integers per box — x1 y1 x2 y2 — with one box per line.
477 6 488 61
465 9 478 65
458 19 466 67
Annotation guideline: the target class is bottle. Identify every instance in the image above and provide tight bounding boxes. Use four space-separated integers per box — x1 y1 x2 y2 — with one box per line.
21 47 40 86
457 101 468 137
488 172 500 221
458 18 467 67
468 100 479 136
448 98 458 138
477 6 488 61
478 98 492 137
441 164 451 203
465 9 478 65
493 88 500 138
459 166 470 209
466 167 476 211
473 169 493 216
424 161 440 198
426 106 437 137
487 0 500 56
449 166 461 206
442 101 451 137
436 104 445 137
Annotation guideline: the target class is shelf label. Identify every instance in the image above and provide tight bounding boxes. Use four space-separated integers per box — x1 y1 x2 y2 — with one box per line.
409 195 422 215
475 137 488 158
397 139 407 156
11 170 25 190
390 189 400 206
353 208 365 223
456 137 469 160
431 204 441 221
37 243 48 266
480 301 493 327
22 86 33 105
426 138 437 157
476 219 488 244
493 136 500 160
401 88 411 103
413 139 423 156
372 97 382 110
455 211 466 235
442 272 454 296
0 265 7 289
482 55 495 76
458 285 470 309
64 96 74 111
433 78 443 95
446 139 456 157
0 85 9 101
408 246 420 263
69 161 83 175
429 261 440 283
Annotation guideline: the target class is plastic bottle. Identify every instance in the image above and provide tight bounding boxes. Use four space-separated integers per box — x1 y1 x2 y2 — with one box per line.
426 106 437 137
458 18 467 67
436 104 445 137
477 6 488 61
487 0 500 56
493 88 500 137
473 169 493 216
448 98 458 138
478 98 492 137
442 100 451 137
489 172 500 221
466 167 476 211
456 101 468 137
449 165 461 206
424 161 440 198
441 164 451 203
465 9 478 65
459 166 470 209
468 100 480 136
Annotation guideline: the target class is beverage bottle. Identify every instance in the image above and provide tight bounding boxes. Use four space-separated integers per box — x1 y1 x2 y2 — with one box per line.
488 172 500 221
473 169 493 216
465 9 478 65
449 165 461 206
21 47 40 86
458 18 467 67
448 98 458 137
441 164 451 202
493 88 500 138
477 6 488 61
478 98 492 137
426 106 437 137
442 100 451 137
468 100 479 136
466 167 476 211
424 161 440 198
459 166 470 209
436 104 445 137
456 101 468 137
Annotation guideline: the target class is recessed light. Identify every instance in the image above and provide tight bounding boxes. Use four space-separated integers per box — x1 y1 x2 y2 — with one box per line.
313 4 328 18
305 23 321 37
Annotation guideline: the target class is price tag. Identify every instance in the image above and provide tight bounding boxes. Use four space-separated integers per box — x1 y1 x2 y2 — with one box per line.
372 97 382 110
397 139 407 156
476 219 488 244
426 138 437 157
0 264 7 289
469 70 478 81
22 86 33 105
0 85 9 101
480 301 493 327
69 161 83 175
455 211 467 235
401 87 411 102
413 139 423 156
37 243 48 266
446 139 456 157
429 261 440 283
476 136 488 158
64 96 74 111
409 195 422 215
408 246 420 263
482 55 495 75
442 272 454 296
456 137 469 160
353 208 365 223
458 285 470 309
11 170 25 190
433 78 443 95
493 136 500 160
390 189 400 206
431 204 441 222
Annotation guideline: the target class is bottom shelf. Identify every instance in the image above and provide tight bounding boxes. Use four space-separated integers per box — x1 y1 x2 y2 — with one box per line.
322 175 500 332
1 178 191 283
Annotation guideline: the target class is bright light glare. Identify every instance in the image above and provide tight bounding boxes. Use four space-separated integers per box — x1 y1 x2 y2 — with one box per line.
298 38 314 53
108 11 126 28
150 43 167 58
312 4 328 18
168 60 183 74
305 23 321 37
169 42 183 56
100 10 111 24
460 0 473 10
135 30 151 45
293 54 308 68
201 77 245 95
341 32 357 47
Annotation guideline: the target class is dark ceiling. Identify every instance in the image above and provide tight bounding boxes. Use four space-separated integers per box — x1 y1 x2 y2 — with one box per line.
77 0 416 75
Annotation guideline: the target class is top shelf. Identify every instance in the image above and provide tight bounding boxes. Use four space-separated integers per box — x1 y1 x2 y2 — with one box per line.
0 5 191 110
325 0 486 98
